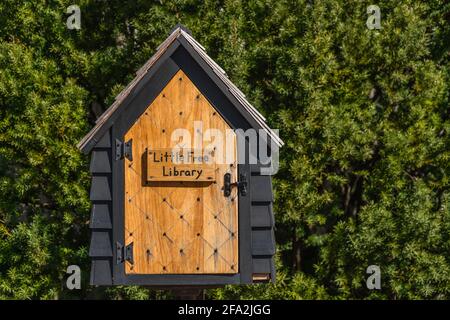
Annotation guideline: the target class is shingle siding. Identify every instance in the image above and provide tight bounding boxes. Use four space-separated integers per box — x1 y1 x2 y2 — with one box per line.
250 175 274 202
251 203 274 228
89 230 113 257
250 170 276 282
89 176 112 201
90 259 113 286
89 204 112 229
90 150 111 173
94 130 112 148
251 229 276 256
88 129 114 285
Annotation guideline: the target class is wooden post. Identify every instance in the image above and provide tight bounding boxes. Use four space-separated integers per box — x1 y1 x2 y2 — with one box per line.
172 288 204 300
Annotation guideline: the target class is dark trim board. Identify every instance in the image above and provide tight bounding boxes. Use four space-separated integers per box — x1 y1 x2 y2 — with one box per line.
117 274 241 286
237 140 253 284
112 120 125 284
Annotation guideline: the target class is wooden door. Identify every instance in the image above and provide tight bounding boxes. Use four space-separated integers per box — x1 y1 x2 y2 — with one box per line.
123 70 238 274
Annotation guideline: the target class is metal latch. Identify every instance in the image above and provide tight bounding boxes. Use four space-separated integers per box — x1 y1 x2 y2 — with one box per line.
116 242 134 265
115 139 133 161
224 173 247 197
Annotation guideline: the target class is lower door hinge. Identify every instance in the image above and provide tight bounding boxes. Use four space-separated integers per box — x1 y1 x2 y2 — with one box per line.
115 139 133 161
116 242 134 265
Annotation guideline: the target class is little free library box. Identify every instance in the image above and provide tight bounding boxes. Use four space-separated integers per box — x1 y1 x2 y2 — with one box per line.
78 25 283 287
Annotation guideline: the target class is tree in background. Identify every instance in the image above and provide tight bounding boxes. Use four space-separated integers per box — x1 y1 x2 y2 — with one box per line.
215 0 450 299
0 0 448 299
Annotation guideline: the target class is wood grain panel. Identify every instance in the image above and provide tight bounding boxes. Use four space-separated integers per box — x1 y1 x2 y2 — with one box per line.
124 70 238 274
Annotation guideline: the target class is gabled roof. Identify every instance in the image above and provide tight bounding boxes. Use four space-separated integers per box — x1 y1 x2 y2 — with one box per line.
77 25 284 154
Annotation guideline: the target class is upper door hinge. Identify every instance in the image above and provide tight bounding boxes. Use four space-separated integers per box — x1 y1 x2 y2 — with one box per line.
115 139 133 161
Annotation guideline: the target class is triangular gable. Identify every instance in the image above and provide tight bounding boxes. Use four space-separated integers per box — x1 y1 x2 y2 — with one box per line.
77 25 283 154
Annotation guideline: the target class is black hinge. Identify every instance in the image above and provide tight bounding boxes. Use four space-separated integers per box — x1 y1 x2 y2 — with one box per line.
224 173 248 197
125 242 134 264
116 242 134 265
115 139 133 161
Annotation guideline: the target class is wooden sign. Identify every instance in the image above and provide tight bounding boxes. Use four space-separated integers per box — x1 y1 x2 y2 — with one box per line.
146 149 216 182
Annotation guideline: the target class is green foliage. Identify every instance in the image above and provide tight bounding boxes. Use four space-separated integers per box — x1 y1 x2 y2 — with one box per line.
209 256 329 300
0 0 448 299
0 40 91 299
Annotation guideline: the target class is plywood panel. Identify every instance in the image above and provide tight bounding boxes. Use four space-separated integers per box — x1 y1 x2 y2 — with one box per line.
124 70 238 274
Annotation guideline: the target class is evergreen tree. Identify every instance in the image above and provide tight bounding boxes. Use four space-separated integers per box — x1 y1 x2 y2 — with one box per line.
0 0 448 299
214 0 450 299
